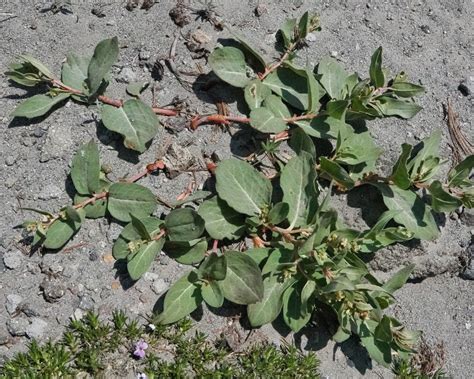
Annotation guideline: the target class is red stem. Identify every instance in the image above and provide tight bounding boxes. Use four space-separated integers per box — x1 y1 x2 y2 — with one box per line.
51 79 177 116
190 114 251 130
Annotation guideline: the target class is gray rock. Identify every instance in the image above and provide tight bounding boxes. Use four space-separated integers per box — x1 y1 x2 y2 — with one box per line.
38 184 63 200
117 67 137 84
41 279 66 302
32 127 45 138
71 308 84 321
152 278 168 295
26 318 48 339
139 48 151 60
5 155 17 166
7 317 29 337
305 32 318 43
88 249 100 261
420 25 431 34
254 4 267 17
3 250 22 270
40 258 64 275
78 295 95 311
5 294 23 315
143 272 159 282
458 76 473 96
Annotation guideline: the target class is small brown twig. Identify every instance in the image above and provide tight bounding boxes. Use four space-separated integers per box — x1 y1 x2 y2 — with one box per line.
443 99 473 165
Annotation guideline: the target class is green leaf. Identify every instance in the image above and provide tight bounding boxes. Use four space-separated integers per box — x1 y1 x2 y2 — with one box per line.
247 248 271 267
165 239 207 265
429 180 462 212
221 251 264 305
383 264 415 294
198 197 246 240
298 11 310 38
43 210 85 250
74 194 107 219
391 144 413 190
198 253 227 281
377 97 422 119
71 140 101 195
127 238 165 280
247 274 289 327
294 116 347 140
157 271 202 325
130 214 152 240
282 282 312 333
318 57 348 99
202 281 224 308
336 131 382 166
18 54 54 79
65 206 81 223
101 99 160 153
278 18 297 48
374 316 393 343
390 82 424 98
326 100 349 120
306 66 320 113
374 184 438 240
5 68 41 87
244 79 271 111
448 155 474 187
11 93 70 119
208 46 250 88
261 248 293 275
263 94 291 119
319 157 355 189
460 188 474 208
360 324 392 367
288 127 316 157
281 153 319 229
263 67 308 110
250 107 287 133
408 130 441 182
215 158 272 216
224 26 267 71
87 36 119 95
126 82 149 97
165 208 205 242
112 217 163 260
107 183 156 222
61 53 90 97
369 47 385 88
267 202 289 225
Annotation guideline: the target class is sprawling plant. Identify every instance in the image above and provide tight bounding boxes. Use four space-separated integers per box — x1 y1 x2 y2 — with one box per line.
7 12 473 368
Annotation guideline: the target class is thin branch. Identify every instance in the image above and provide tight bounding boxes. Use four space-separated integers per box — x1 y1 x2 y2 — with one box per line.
50 79 178 116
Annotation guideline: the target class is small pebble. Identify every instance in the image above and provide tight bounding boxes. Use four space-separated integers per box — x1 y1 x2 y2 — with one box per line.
305 33 318 43
7 317 29 337
6 294 23 315
152 278 168 295
5 155 16 166
143 272 159 282
26 318 48 339
254 4 267 17
117 67 137 84
139 48 151 61
3 250 22 270
420 25 431 34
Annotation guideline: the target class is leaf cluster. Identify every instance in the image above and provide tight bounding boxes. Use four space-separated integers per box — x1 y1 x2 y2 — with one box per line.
7 37 159 153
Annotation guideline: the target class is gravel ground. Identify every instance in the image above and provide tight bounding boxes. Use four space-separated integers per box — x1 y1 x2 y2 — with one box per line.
0 0 472 378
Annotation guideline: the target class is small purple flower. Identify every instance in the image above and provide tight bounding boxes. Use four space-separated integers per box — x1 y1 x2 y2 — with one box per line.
133 339 149 359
